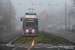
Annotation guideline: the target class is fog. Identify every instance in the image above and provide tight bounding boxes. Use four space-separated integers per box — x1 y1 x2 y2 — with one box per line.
0 0 74 31
11 0 72 17
1 0 75 45
10 0 75 30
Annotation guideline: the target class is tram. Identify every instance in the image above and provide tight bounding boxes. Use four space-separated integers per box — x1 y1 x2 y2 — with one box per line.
21 13 38 37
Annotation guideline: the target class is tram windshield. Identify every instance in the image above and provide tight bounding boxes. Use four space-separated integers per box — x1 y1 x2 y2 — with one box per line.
26 22 35 27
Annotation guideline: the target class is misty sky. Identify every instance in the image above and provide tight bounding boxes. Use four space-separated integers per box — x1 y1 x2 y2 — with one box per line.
11 0 72 18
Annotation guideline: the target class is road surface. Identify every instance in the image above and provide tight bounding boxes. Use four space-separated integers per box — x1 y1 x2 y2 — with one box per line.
0 46 74 50
0 31 22 44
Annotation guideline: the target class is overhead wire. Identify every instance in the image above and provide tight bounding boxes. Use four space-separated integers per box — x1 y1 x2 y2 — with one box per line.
46 0 52 13
29 0 33 5
36 0 53 13
37 0 53 13
29 0 43 13
28 0 34 13
36 0 43 13
29 0 53 13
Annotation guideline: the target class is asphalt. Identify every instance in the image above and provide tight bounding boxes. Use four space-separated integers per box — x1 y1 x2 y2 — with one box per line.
2 43 74 50
0 30 22 44
0 46 74 50
0 29 75 50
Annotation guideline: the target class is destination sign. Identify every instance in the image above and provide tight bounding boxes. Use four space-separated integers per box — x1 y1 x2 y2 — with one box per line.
26 18 34 21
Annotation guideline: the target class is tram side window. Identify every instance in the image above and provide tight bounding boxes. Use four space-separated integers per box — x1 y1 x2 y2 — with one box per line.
23 20 25 29
36 19 38 26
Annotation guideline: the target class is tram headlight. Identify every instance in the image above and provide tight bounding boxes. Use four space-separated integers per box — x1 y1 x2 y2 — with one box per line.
25 29 29 33
32 29 35 33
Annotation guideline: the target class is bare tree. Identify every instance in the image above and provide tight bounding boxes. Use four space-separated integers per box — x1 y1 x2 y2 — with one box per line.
0 0 16 30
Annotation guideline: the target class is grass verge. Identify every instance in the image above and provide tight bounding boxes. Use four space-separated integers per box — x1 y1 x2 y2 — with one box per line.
12 31 51 44
44 31 75 44
12 31 75 44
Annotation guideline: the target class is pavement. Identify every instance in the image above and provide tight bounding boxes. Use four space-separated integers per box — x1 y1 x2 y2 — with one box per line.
0 44 74 50
0 30 22 44
0 46 65 50
7 43 74 48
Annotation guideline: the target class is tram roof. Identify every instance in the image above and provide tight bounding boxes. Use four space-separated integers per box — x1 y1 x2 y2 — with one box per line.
25 13 36 15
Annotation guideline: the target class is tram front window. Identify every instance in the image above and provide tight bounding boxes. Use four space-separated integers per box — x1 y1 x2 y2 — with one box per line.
26 22 35 27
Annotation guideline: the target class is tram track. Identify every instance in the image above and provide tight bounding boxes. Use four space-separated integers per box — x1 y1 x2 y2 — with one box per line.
45 33 68 46
49 34 74 46
43 32 75 50
7 31 75 50
12 38 26 50
44 33 63 45
11 37 35 50
43 33 60 50
44 33 74 46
